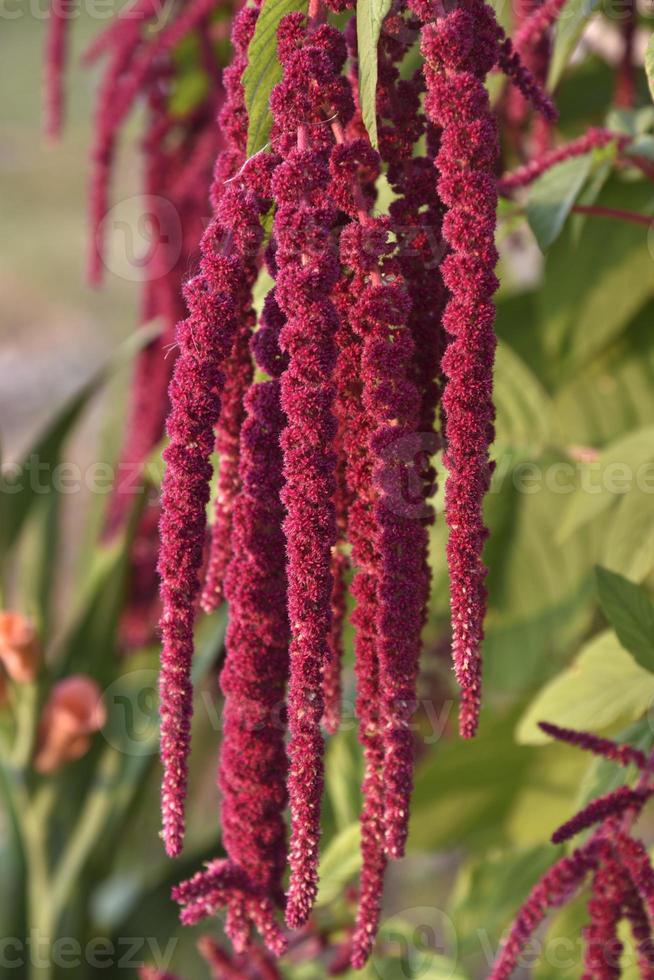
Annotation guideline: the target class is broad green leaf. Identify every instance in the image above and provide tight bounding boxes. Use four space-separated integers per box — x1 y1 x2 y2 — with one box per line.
540 182 654 378
482 450 600 696
526 154 593 251
552 301 654 445
603 485 654 582
606 106 654 137
548 0 599 90
646 33 654 104
243 0 308 156
325 731 362 832
517 630 654 744
453 845 557 954
493 342 553 456
0 385 94 556
595 566 654 670
557 426 654 542
627 134 654 160
356 0 392 148
411 710 533 851
315 823 361 906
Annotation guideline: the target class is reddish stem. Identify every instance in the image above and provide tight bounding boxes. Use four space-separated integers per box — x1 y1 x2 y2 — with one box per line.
571 204 652 227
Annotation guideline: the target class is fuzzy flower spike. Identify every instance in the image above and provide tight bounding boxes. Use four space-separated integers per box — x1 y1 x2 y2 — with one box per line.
268 6 354 927
157 2 267 858
415 0 502 737
173 217 289 955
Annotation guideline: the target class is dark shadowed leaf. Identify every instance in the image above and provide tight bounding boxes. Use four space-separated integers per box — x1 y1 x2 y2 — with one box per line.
526 154 592 251
595 566 654 671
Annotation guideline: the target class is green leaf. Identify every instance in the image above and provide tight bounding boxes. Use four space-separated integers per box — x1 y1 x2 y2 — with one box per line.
595 566 654 671
356 0 392 148
493 341 553 456
453 845 557 954
645 33 654 104
606 106 654 138
315 823 361 907
243 0 308 156
557 425 654 542
411 710 533 851
548 0 599 89
540 182 654 379
325 731 362 833
0 385 94 556
517 630 654 744
526 154 593 251
603 485 654 583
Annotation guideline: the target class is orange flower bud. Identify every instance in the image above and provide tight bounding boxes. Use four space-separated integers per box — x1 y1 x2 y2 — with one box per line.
0 612 41 684
34 675 107 775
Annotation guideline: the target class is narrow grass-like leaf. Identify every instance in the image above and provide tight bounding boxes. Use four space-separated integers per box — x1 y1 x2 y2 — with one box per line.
356 0 392 148
243 0 308 156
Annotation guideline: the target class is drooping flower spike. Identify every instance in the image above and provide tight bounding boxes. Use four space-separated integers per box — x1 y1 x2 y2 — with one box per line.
538 720 649 770
197 934 284 979
86 0 229 285
174 227 291 952
512 0 570 54
158 151 273 858
414 0 502 737
498 128 628 193
43 0 74 139
267 9 355 927
492 725 654 978
157 0 268 858
551 786 652 845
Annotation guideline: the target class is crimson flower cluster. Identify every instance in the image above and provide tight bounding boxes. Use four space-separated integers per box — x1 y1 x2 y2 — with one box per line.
149 0 559 966
48 0 618 968
491 722 654 979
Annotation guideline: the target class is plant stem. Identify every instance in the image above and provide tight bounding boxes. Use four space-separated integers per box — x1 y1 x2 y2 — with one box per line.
571 203 653 227
50 749 122 920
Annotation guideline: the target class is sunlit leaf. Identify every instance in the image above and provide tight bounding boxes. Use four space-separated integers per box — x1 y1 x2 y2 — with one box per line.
356 0 392 147
315 823 361 906
645 33 654 104
548 0 599 89
517 630 654 744
603 485 654 583
243 0 308 156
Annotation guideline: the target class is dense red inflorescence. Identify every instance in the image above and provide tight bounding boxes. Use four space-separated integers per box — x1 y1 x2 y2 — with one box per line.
269 13 353 928
174 228 291 952
416 0 502 737
491 725 654 979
